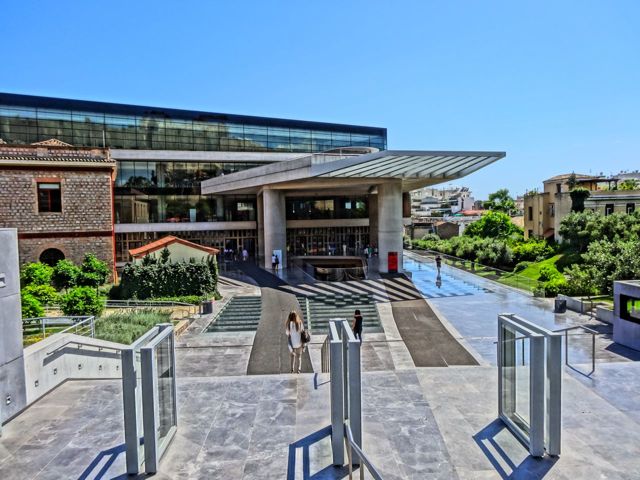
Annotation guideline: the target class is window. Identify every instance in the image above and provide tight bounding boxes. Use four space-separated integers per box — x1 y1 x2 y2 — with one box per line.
528 229 534 238
627 203 635 214
556 183 562 194
549 203 555 217
37 182 61 212
528 206 533 221
605 204 614 216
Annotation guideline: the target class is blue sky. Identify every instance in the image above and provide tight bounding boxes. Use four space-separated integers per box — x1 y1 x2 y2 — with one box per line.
2 1 639 199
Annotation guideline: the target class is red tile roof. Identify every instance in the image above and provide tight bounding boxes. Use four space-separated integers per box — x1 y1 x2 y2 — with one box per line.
129 235 219 258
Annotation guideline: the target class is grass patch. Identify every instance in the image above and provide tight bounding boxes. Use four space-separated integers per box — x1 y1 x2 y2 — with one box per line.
94 309 173 345
497 255 564 292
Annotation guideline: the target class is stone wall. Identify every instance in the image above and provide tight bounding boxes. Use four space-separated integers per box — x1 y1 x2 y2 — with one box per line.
18 236 114 270
0 168 114 269
0 169 113 233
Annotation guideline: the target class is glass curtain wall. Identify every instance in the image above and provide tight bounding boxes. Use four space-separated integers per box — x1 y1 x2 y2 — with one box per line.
114 161 258 224
286 196 368 220
0 103 386 152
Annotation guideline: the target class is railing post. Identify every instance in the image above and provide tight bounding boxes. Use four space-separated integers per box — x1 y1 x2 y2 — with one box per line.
329 321 345 466
347 327 362 465
42 318 46 339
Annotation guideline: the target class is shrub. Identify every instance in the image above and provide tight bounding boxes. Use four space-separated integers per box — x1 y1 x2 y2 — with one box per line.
541 276 567 297
60 286 104 316
513 261 531 273
538 265 562 282
52 259 81 290
20 262 53 287
95 310 172 344
119 260 217 300
512 240 554 263
78 253 111 289
23 284 59 306
21 292 44 319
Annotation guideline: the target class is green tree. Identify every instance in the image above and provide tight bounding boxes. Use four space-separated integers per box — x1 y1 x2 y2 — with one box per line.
619 179 639 191
52 259 81 291
60 286 104 316
20 262 54 287
483 188 516 215
21 292 44 319
22 284 59 306
78 254 111 290
160 246 171 264
569 187 590 212
464 211 523 239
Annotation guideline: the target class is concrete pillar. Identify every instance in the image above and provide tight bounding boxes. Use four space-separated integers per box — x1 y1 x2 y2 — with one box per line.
257 192 265 266
262 189 287 269
0 228 27 433
215 196 225 221
377 182 403 273
368 193 378 248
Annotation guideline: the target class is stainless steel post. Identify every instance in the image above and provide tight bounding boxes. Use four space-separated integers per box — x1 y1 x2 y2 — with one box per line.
329 321 345 466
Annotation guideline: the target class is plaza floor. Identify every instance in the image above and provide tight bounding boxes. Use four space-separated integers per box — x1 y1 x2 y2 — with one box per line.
1 257 639 479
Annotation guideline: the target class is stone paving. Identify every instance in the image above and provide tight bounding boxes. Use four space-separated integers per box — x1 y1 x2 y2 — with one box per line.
2 268 640 478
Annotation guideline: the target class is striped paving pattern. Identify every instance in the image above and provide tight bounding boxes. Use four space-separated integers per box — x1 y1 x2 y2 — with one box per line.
280 276 425 303
281 274 487 303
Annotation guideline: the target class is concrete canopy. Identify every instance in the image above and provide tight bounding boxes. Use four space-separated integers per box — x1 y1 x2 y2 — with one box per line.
200 150 506 195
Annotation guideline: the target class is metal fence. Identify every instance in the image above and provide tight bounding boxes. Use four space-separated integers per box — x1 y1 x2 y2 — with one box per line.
22 315 95 340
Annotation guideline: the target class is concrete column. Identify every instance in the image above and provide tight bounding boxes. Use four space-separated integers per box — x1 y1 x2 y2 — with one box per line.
0 228 27 433
262 189 287 269
215 196 225 221
377 182 403 273
368 193 378 248
257 192 265 266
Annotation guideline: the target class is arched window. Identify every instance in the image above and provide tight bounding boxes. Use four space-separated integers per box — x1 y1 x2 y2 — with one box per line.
39 248 65 266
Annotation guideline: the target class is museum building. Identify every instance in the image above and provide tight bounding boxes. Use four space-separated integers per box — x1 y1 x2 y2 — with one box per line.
0 93 504 272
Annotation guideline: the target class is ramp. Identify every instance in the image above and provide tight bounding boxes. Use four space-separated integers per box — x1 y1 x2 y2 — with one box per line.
246 288 313 374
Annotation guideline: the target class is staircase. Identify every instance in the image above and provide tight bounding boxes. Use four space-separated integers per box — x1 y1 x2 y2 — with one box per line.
206 296 262 332
298 293 383 334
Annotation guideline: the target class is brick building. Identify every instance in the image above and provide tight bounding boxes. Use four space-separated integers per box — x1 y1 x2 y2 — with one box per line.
0 139 116 271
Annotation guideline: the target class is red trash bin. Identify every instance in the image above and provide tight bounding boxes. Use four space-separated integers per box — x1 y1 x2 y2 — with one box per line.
388 251 398 273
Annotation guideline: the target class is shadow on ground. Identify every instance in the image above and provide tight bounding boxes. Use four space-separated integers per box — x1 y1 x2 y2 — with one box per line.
287 425 351 479
473 419 558 479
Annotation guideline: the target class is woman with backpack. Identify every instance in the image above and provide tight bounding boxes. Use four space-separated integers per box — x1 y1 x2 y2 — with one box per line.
285 311 308 373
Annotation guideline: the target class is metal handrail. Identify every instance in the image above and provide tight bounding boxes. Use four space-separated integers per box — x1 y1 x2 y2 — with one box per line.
46 339 122 356
344 420 383 480
105 299 195 307
554 324 597 376
57 316 96 338
23 315 94 339
321 335 331 373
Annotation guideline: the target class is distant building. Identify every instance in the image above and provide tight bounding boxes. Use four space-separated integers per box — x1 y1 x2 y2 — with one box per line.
410 185 474 218
0 140 116 270
524 172 640 242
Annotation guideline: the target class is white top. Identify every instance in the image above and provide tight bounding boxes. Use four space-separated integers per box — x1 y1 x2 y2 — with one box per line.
286 323 303 349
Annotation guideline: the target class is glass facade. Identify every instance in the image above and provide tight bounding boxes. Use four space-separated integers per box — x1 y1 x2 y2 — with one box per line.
286 196 368 220
0 93 386 152
286 226 370 256
114 160 259 223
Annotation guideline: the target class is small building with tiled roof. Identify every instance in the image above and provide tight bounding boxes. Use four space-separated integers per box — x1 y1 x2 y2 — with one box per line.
0 140 116 273
129 235 219 264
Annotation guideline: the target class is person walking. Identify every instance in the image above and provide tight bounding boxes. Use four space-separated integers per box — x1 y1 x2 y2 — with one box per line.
271 253 277 271
274 254 280 271
285 311 304 373
435 255 442 271
352 309 363 342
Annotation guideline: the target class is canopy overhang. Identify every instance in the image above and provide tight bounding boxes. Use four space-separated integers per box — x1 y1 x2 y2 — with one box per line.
201 150 505 195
